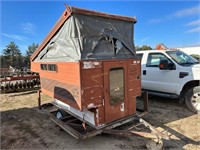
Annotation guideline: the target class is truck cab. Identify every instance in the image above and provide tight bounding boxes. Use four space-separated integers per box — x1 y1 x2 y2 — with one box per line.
136 50 200 113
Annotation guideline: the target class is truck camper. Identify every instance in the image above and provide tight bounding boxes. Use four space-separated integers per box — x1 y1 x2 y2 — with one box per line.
31 6 169 142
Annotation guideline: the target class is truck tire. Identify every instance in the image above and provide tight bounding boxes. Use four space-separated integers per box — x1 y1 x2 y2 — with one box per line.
56 109 67 119
185 86 200 113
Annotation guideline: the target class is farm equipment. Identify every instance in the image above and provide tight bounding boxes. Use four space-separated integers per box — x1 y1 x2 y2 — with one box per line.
0 69 40 92
31 5 169 146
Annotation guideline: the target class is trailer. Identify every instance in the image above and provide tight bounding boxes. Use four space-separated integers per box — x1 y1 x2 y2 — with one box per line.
31 5 169 145
38 90 169 142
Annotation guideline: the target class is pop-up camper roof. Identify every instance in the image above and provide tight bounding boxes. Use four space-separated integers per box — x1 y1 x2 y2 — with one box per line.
31 6 137 62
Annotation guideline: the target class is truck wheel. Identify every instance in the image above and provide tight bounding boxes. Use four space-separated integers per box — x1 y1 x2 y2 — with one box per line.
185 86 200 113
56 109 67 119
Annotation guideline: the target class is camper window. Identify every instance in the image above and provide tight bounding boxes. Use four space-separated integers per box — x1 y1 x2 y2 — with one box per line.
109 67 124 105
48 64 57 72
40 64 57 72
40 64 47 70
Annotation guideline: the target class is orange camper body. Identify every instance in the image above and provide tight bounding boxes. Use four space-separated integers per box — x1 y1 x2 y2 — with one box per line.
31 6 141 129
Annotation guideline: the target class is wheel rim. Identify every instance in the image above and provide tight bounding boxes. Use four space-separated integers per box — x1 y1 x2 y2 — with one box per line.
191 92 200 111
56 111 63 119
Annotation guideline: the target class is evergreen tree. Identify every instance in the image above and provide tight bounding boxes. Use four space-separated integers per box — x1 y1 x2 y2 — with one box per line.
136 45 153 51
0 56 7 68
25 43 38 68
141 45 153 50
2 42 22 68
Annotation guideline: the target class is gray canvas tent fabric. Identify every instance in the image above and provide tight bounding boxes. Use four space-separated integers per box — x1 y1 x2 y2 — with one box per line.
34 13 136 62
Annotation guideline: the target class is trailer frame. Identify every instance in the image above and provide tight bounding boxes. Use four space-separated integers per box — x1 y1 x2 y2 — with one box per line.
38 90 169 141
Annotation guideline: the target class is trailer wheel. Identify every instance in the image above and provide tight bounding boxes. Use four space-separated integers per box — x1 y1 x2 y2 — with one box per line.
56 109 67 119
185 86 200 113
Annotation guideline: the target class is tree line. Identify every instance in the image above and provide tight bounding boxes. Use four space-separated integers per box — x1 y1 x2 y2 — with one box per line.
1 41 198 70
135 45 153 51
0 42 151 69
1 42 38 69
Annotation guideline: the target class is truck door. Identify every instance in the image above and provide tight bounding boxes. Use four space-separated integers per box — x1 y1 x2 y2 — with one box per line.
142 52 178 93
103 61 128 123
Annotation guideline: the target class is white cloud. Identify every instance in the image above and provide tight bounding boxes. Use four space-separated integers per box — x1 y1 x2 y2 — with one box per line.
185 19 200 26
2 33 28 41
0 46 5 51
139 37 151 43
21 22 36 34
19 45 28 51
19 45 28 55
149 5 200 24
148 19 163 24
170 6 200 18
185 27 200 33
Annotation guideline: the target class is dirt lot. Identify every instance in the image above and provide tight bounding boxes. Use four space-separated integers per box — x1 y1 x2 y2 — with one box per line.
1 89 200 149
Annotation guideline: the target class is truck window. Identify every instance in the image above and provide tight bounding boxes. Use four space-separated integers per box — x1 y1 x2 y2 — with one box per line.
146 53 170 67
166 50 199 66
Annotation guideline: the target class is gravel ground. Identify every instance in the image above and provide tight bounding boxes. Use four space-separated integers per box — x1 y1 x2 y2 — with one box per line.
1 90 200 149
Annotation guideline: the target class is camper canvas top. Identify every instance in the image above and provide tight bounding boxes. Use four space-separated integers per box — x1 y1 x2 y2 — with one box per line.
31 6 137 62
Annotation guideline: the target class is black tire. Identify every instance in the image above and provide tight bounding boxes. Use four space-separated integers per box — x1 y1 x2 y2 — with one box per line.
56 109 67 119
185 86 200 113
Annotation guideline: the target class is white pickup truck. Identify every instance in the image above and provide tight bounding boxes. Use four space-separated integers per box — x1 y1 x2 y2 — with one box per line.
136 50 200 113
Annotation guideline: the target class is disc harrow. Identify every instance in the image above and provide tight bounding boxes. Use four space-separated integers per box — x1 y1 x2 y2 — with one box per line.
0 72 40 93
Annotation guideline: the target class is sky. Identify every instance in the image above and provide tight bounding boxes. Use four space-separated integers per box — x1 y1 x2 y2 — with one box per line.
1 0 200 55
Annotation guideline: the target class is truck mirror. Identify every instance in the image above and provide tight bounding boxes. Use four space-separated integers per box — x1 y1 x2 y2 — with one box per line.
159 60 168 70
